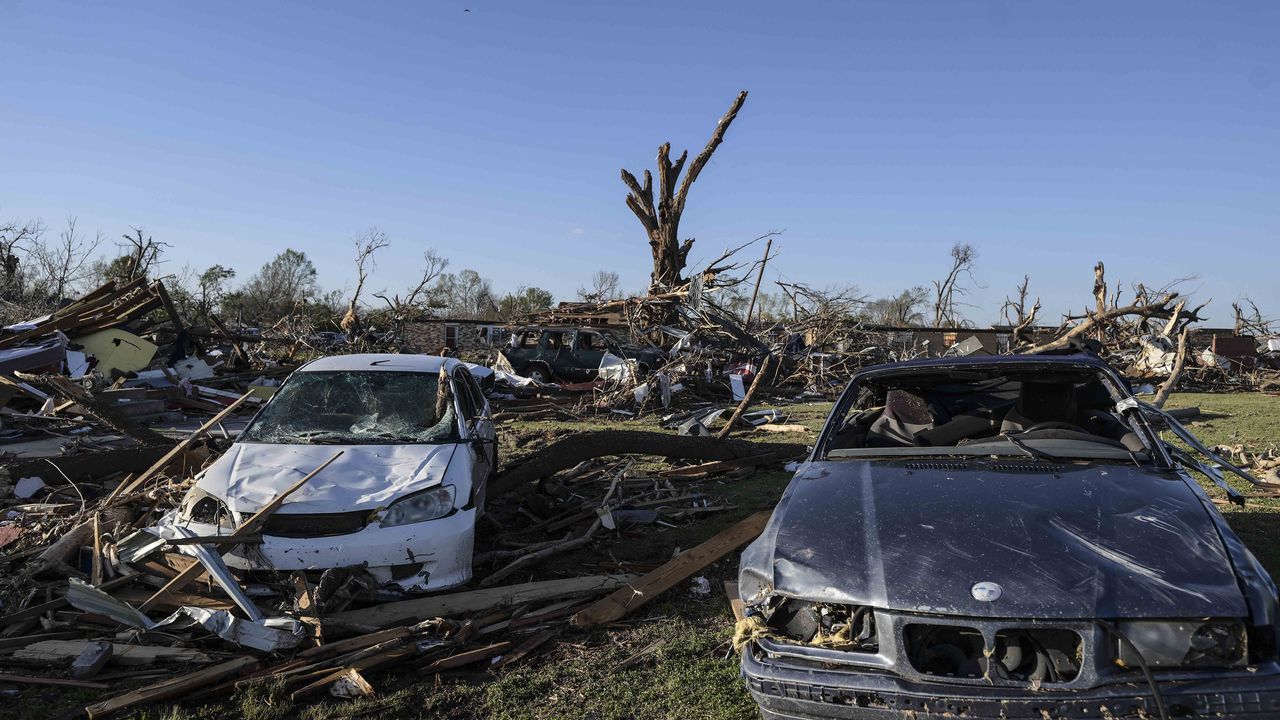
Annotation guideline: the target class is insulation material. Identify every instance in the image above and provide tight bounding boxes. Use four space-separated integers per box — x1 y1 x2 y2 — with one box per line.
598 352 636 384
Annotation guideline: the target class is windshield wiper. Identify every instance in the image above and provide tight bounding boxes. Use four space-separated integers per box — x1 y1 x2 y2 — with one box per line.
1003 433 1065 462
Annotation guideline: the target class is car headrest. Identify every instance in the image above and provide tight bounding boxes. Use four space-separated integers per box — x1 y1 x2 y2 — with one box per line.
1016 381 1077 423
883 389 933 426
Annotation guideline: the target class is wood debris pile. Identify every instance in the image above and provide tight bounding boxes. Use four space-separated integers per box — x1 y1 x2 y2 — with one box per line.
1 342 793 719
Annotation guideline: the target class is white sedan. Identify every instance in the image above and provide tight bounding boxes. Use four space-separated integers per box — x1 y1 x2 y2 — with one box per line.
169 354 496 592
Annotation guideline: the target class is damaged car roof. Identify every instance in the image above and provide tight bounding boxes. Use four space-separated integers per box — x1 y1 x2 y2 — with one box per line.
297 353 464 374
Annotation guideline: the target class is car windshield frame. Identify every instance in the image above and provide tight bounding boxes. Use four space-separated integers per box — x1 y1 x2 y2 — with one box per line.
814 358 1166 465
239 369 460 446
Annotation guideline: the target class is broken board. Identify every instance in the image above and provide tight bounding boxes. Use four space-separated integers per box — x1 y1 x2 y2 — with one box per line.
571 511 770 628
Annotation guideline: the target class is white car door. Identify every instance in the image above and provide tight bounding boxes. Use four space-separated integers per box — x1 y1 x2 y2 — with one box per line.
452 368 495 512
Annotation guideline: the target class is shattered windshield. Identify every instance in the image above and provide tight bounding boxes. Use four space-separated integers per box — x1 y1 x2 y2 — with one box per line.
240 370 458 445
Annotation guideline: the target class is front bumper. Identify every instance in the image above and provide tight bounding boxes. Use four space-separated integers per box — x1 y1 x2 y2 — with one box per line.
174 509 477 592
742 643 1280 719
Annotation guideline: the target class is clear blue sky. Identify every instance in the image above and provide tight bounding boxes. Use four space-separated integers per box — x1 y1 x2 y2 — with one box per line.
2 1 1276 325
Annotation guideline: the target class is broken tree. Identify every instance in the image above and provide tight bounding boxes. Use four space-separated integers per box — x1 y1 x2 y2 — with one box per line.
621 91 748 299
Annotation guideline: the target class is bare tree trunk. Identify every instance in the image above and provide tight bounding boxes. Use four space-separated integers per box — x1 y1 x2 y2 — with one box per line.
621 91 749 299
1092 262 1108 341
1153 326 1190 408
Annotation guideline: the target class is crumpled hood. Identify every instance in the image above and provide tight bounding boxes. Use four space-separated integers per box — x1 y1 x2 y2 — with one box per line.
194 442 457 516
741 459 1247 619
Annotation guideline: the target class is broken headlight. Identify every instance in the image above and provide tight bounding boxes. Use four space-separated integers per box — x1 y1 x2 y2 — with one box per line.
738 569 773 607
379 485 456 527
178 488 235 531
1116 620 1247 668
761 598 878 651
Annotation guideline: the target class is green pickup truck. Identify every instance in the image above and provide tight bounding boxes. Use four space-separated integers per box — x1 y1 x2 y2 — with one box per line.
498 326 666 384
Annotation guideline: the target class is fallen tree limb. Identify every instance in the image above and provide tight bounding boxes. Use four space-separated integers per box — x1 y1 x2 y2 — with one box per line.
716 355 772 440
480 519 603 587
491 430 808 498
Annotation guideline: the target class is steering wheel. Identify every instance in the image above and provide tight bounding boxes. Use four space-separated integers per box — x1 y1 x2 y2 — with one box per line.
1020 421 1087 434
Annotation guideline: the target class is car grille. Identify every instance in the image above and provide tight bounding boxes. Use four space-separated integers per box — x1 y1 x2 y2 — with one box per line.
261 510 373 538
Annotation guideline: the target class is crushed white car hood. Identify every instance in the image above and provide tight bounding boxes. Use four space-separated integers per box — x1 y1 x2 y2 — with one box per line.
195 442 458 515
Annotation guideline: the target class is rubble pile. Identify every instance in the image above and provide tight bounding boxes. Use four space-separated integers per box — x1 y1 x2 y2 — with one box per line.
0 431 780 716
0 278 800 716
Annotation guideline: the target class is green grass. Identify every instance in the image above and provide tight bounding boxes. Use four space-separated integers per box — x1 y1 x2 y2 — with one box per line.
15 395 1280 720
1162 392 1280 578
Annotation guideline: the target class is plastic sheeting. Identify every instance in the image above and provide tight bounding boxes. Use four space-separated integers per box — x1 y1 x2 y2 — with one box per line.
65 579 303 652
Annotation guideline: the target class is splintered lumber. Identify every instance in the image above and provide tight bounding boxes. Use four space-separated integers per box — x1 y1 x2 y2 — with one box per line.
754 423 810 433
419 641 512 674
716 355 773 440
659 453 774 479
328 668 375 698
571 511 770 629
724 581 745 622
329 574 637 628
288 641 418 701
491 629 558 669
138 450 343 612
107 390 255 503
13 640 212 666
0 672 110 690
83 655 257 719
25 373 167 445
294 627 412 663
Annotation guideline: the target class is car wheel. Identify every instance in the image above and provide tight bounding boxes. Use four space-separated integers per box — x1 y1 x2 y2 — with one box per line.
528 365 553 384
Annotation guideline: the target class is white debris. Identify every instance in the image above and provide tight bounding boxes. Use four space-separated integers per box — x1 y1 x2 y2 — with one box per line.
14 477 46 499
689 576 711 596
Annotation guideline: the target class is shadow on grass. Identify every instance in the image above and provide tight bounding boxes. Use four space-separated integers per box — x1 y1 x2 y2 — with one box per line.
1224 511 1280 580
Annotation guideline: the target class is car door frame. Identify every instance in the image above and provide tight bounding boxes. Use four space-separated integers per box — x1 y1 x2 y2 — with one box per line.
450 366 496 513
569 329 607 380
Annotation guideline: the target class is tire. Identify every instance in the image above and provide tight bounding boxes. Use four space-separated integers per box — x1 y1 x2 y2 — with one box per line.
527 365 553 384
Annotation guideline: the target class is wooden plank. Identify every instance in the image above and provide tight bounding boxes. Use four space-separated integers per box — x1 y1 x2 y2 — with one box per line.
137 450 342 612
288 642 417 701
111 587 235 613
0 672 110 690
491 630 557 670
724 581 745 622
0 631 83 652
107 390 256 503
294 626 411 662
329 574 636 628
83 655 257 719
418 641 512 674
659 453 774 478
13 640 212 666
153 280 185 333
26 373 166 445
570 512 770 629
